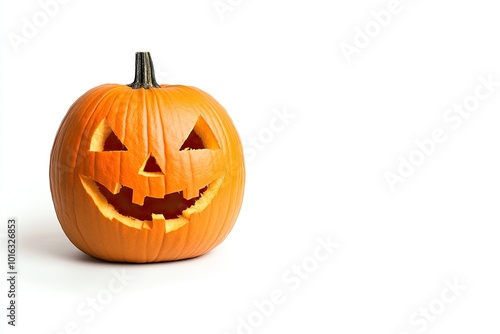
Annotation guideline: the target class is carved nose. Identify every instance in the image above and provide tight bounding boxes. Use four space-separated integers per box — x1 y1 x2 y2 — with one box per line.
139 154 164 175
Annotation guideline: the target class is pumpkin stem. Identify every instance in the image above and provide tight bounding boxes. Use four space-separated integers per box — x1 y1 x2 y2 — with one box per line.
128 52 161 89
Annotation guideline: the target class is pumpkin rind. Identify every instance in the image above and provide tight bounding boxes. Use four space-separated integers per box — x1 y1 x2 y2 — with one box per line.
49 53 245 262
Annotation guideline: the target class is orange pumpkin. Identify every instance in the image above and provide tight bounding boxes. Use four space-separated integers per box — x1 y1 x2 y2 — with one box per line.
49 52 245 263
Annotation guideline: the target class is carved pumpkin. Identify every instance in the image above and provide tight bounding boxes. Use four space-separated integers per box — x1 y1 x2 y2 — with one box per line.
49 52 245 263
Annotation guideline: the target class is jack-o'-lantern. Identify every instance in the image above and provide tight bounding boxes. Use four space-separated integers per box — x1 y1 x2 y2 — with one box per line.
49 52 245 263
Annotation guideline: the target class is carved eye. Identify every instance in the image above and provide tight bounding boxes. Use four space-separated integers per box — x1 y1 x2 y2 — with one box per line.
179 116 220 151
90 120 128 152
180 127 205 150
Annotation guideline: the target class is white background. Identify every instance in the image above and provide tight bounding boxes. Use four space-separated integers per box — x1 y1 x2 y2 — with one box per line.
1 0 500 333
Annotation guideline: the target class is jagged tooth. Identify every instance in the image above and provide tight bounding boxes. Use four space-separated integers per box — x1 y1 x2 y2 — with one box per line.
132 190 145 205
151 214 166 233
152 213 165 221
107 203 116 219
111 182 122 194
183 187 199 200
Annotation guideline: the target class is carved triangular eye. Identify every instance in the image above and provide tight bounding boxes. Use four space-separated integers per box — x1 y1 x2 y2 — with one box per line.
103 131 128 151
180 129 205 150
179 116 220 151
90 120 128 152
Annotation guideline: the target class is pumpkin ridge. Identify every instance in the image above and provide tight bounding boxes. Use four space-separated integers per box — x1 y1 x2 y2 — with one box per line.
65 85 124 256
151 85 169 193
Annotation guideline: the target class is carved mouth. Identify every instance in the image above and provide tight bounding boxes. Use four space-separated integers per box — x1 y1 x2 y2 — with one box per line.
80 175 224 232
96 181 208 220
